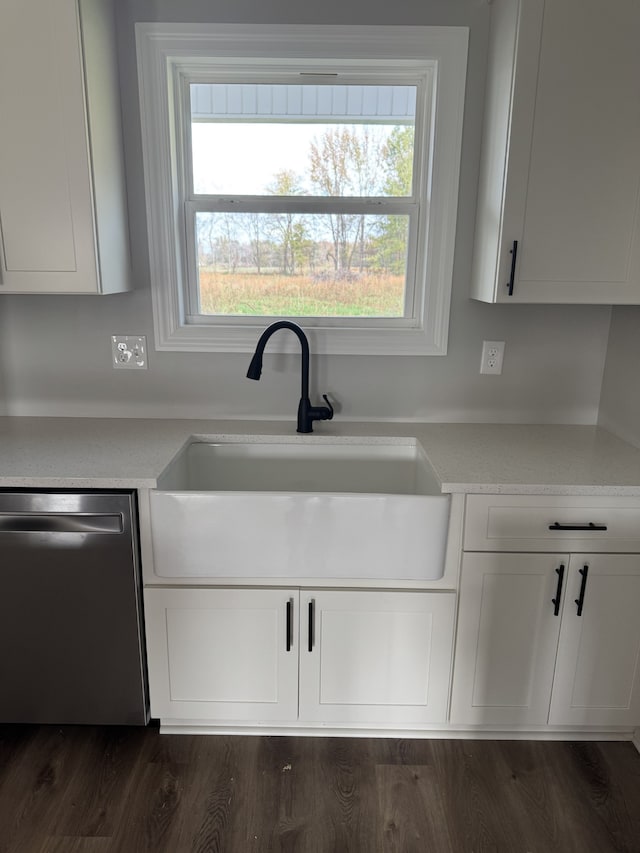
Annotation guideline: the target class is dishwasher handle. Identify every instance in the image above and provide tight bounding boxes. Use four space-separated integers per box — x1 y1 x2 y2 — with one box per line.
0 513 124 534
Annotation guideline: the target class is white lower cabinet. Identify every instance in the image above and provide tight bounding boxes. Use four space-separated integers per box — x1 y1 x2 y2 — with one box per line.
298 590 456 725
549 556 640 727
145 587 456 727
450 553 640 728
450 553 563 727
145 588 299 722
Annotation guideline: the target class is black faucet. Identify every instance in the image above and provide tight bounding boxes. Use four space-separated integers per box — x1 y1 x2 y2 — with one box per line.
246 321 334 434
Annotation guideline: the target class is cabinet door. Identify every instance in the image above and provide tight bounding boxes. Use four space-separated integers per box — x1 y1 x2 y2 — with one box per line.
472 0 640 304
450 553 566 726
0 0 129 294
549 555 640 727
144 588 299 722
298 590 455 725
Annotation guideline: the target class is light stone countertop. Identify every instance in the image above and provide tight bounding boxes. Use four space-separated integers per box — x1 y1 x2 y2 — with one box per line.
1 417 640 495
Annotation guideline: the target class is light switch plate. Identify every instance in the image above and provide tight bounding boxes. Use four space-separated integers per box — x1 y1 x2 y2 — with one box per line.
111 335 147 369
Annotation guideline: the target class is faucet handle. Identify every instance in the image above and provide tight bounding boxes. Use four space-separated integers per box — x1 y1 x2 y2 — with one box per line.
322 394 334 420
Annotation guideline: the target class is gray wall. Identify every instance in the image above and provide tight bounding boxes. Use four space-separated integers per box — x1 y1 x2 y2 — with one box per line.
0 0 612 422
599 307 640 446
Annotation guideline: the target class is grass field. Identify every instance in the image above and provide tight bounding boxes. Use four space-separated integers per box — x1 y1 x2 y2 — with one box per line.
198 271 405 317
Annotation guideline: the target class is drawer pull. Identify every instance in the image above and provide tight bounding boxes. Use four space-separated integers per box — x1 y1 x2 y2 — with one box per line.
552 564 565 616
575 565 589 616
548 522 607 532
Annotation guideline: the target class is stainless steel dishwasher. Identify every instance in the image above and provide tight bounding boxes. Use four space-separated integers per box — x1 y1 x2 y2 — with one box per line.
0 491 148 725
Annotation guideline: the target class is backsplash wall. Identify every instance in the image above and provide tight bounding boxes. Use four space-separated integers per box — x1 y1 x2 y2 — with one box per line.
0 0 612 423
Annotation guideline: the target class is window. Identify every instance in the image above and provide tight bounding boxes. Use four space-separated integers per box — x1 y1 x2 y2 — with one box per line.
136 25 468 355
189 82 416 322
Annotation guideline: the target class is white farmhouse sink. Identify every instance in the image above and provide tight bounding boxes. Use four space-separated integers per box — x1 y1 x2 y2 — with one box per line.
150 437 450 581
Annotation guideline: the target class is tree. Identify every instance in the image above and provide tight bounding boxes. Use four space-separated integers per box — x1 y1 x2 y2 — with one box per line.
240 213 266 274
217 213 240 273
309 126 384 275
375 125 414 273
266 170 307 274
196 213 218 270
382 125 413 196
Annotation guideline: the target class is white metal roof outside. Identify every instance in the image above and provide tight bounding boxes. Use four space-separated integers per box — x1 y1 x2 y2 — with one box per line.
190 83 417 123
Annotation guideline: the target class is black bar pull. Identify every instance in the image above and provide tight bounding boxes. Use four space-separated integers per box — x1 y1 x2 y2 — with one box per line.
286 598 293 652
552 564 565 616
575 565 589 616
549 522 608 532
308 599 315 652
507 240 518 295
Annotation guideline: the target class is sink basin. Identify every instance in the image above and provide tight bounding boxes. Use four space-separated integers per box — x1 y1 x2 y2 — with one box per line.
150 437 450 581
157 439 443 494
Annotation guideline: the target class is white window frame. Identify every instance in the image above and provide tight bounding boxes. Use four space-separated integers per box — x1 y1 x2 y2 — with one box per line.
182 69 427 327
136 24 468 355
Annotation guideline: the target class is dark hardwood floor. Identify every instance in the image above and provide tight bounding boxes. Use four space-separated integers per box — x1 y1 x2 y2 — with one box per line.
0 726 638 852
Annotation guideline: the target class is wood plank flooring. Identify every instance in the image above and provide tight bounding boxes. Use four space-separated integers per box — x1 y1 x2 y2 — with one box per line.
0 726 638 852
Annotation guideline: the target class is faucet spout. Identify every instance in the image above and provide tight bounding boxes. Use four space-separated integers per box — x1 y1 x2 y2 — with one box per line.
246 321 333 434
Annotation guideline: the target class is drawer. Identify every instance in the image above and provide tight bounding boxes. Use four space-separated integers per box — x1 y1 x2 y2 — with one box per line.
464 495 640 552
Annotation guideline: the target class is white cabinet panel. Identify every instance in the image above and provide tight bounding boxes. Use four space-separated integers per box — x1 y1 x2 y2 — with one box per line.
0 1 84 273
550 555 640 726
471 0 640 304
166 607 280 703
452 546 640 729
464 494 640 553
450 553 565 726
519 0 640 294
299 590 455 725
146 586 456 729
0 0 130 294
145 587 299 722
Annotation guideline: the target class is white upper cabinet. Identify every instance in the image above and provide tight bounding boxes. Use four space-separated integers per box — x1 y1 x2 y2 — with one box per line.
471 0 640 304
0 0 131 294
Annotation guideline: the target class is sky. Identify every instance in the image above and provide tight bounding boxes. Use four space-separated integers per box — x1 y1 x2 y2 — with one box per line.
191 122 397 196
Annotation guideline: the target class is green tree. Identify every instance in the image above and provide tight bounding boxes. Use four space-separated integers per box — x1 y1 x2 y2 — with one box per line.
382 125 413 196
267 170 307 274
375 125 414 273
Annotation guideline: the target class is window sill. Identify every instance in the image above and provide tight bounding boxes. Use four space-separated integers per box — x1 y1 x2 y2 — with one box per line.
153 316 449 356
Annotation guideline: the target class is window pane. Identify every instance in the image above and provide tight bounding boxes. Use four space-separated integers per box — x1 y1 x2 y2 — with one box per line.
190 84 415 197
195 211 409 317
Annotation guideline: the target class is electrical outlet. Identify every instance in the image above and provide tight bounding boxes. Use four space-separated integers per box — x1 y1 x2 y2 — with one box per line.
480 340 505 375
111 335 147 369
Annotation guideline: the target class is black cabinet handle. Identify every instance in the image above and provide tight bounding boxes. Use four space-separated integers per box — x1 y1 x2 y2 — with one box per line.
552 564 565 616
549 522 607 532
308 599 315 652
286 598 293 652
507 240 518 295
575 565 589 616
